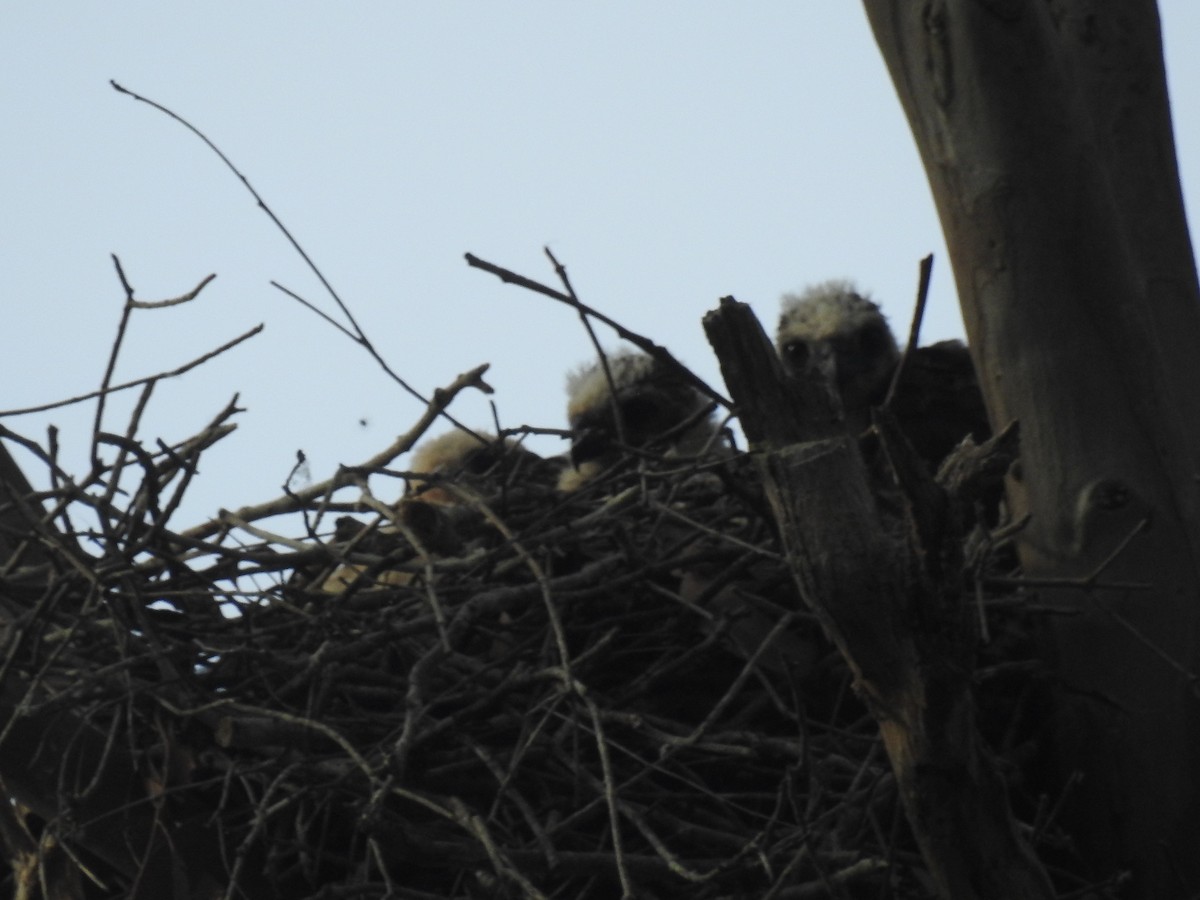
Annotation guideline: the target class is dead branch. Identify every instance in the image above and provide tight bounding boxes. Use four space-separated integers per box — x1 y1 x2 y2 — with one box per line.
179 362 494 544
702 296 1054 900
111 80 484 444
0 322 261 418
465 250 732 411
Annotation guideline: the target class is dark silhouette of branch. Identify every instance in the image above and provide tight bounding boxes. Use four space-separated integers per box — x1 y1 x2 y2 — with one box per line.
111 79 486 443
0 267 258 420
883 254 934 409
465 250 732 410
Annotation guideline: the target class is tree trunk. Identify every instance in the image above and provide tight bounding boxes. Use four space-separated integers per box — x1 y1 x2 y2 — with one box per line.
862 1 1200 894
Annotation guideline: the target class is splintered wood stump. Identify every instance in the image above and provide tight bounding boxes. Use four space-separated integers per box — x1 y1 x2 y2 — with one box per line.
703 297 1052 900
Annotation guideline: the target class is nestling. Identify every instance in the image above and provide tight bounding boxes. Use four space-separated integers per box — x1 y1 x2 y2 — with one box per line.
777 280 989 468
559 349 720 491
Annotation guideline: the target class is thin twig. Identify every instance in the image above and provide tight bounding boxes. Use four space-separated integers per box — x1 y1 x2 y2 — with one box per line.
91 255 139 467
466 251 732 410
109 82 368 361
178 363 493 543
883 253 934 409
545 247 630 448
0 325 262 418
110 80 487 441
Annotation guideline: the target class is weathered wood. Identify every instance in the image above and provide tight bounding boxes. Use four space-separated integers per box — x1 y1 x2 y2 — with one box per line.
703 297 1053 900
862 3 1200 892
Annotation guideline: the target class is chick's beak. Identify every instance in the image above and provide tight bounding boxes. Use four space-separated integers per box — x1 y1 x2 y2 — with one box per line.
569 426 611 470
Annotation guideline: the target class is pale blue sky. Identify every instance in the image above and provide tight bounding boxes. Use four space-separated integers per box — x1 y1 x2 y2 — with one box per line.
4 4 1199 529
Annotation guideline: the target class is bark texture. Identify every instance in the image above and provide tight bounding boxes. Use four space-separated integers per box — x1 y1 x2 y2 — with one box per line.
862 2 1200 892
704 298 1053 900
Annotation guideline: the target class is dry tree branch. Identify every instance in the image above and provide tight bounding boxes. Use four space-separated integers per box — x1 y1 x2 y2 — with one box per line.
0 325 261 418
99 380 157 519
178 362 494 543
883 253 934 410
268 280 360 343
582 696 635 899
357 490 450 646
443 483 574 674
465 250 732 411
152 398 242 526
545 246 631 449
267 280 488 441
108 81 365 361
110 80 487 442
95 257 173 464
83 261 227 500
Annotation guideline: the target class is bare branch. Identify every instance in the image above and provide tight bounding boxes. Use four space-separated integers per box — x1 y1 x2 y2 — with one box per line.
110 80 486 440
179 363 493 542
0 325 262 418
883 253 933 410
466 251 732 410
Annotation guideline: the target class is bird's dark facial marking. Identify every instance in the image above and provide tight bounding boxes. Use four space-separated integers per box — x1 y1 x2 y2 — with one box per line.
619 395 663 435
569 426 611 470
828 335 866 385
856 321 893 360
463 447 501 476
781 339 810 373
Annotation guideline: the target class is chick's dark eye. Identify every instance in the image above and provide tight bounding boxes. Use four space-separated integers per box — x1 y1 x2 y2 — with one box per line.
782 340 810 372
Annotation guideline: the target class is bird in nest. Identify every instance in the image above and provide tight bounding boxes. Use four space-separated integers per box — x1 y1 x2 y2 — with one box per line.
404 429 561 508
776 279 990 469
320 429 560 594
558 349 723 492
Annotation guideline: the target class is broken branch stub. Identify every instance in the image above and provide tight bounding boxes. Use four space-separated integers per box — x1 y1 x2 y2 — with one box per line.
701 296 1053 900
702 296 915 694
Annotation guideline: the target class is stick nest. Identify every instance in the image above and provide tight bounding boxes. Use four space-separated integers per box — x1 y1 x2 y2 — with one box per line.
0 386 1067 900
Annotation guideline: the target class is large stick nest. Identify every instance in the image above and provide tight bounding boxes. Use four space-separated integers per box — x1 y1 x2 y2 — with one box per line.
0 351 1073 900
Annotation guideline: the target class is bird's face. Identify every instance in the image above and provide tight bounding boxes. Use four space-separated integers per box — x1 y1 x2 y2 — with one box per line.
567 385 692 468
777 284 899 415
561 351 716 487
779 318 897 405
